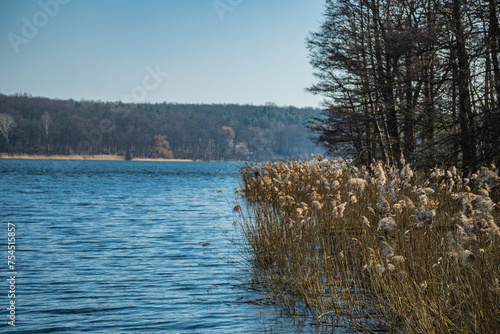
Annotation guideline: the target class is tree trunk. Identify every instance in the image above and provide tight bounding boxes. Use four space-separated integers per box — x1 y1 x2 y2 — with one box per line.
452 0 476 175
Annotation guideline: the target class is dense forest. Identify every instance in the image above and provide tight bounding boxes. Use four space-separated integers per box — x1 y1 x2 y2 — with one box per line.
0 93 320 161
307 0 500 173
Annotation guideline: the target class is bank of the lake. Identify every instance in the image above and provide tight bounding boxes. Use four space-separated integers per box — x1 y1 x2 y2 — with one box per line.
0 153 193 162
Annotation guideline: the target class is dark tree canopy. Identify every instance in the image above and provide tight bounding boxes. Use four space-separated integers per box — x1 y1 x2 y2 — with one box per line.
0 93 321 161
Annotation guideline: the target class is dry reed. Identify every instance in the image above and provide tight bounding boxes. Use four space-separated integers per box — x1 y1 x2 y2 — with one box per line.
237 156 500 333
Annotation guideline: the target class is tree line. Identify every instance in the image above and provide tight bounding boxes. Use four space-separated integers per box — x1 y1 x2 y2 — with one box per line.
0 93 319 161
307 0 500 174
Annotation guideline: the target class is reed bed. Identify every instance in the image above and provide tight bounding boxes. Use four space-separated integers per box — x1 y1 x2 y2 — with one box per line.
237 156 500 333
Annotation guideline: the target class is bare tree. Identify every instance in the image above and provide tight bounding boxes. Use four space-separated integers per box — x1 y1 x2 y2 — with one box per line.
307 0 499 171
41 111 51 155
0 113 15 146
450 0 476 174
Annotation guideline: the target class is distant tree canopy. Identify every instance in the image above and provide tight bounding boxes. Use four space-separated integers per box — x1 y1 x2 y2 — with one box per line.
307 0 500 173
0 93 320 161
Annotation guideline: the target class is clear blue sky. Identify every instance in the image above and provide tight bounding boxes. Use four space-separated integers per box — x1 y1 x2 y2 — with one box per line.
0 0 325 107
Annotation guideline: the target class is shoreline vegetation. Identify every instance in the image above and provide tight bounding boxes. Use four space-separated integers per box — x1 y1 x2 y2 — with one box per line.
0 153 193 162
237 155 500 333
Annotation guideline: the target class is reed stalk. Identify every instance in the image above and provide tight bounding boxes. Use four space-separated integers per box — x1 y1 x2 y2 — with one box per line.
237 157 500 333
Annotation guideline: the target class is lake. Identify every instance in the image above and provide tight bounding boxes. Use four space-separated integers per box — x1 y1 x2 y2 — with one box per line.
0 160 322 333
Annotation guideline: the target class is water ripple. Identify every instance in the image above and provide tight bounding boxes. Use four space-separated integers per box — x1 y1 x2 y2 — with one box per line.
0 160 325 333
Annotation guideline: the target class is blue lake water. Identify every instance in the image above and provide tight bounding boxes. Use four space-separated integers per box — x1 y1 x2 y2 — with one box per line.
0 160 323 333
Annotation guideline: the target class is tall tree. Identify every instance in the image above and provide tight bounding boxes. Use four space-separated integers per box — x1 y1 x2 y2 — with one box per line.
307 0 499 171
450 0 476 174
41 111 51 155
0 113 16 147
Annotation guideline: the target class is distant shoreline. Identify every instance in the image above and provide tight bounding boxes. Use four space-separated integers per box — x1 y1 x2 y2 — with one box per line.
0 154 193 162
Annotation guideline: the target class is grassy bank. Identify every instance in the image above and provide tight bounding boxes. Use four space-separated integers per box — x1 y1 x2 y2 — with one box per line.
237 157 500 333
0 153 193 162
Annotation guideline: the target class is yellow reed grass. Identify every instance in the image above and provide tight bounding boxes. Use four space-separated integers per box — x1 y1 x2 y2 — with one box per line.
237 157 500 333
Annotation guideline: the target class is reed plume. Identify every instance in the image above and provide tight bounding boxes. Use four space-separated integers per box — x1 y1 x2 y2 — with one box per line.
238 158 500 333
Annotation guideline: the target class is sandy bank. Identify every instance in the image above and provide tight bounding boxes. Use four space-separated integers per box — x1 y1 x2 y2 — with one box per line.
0 154 193 162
